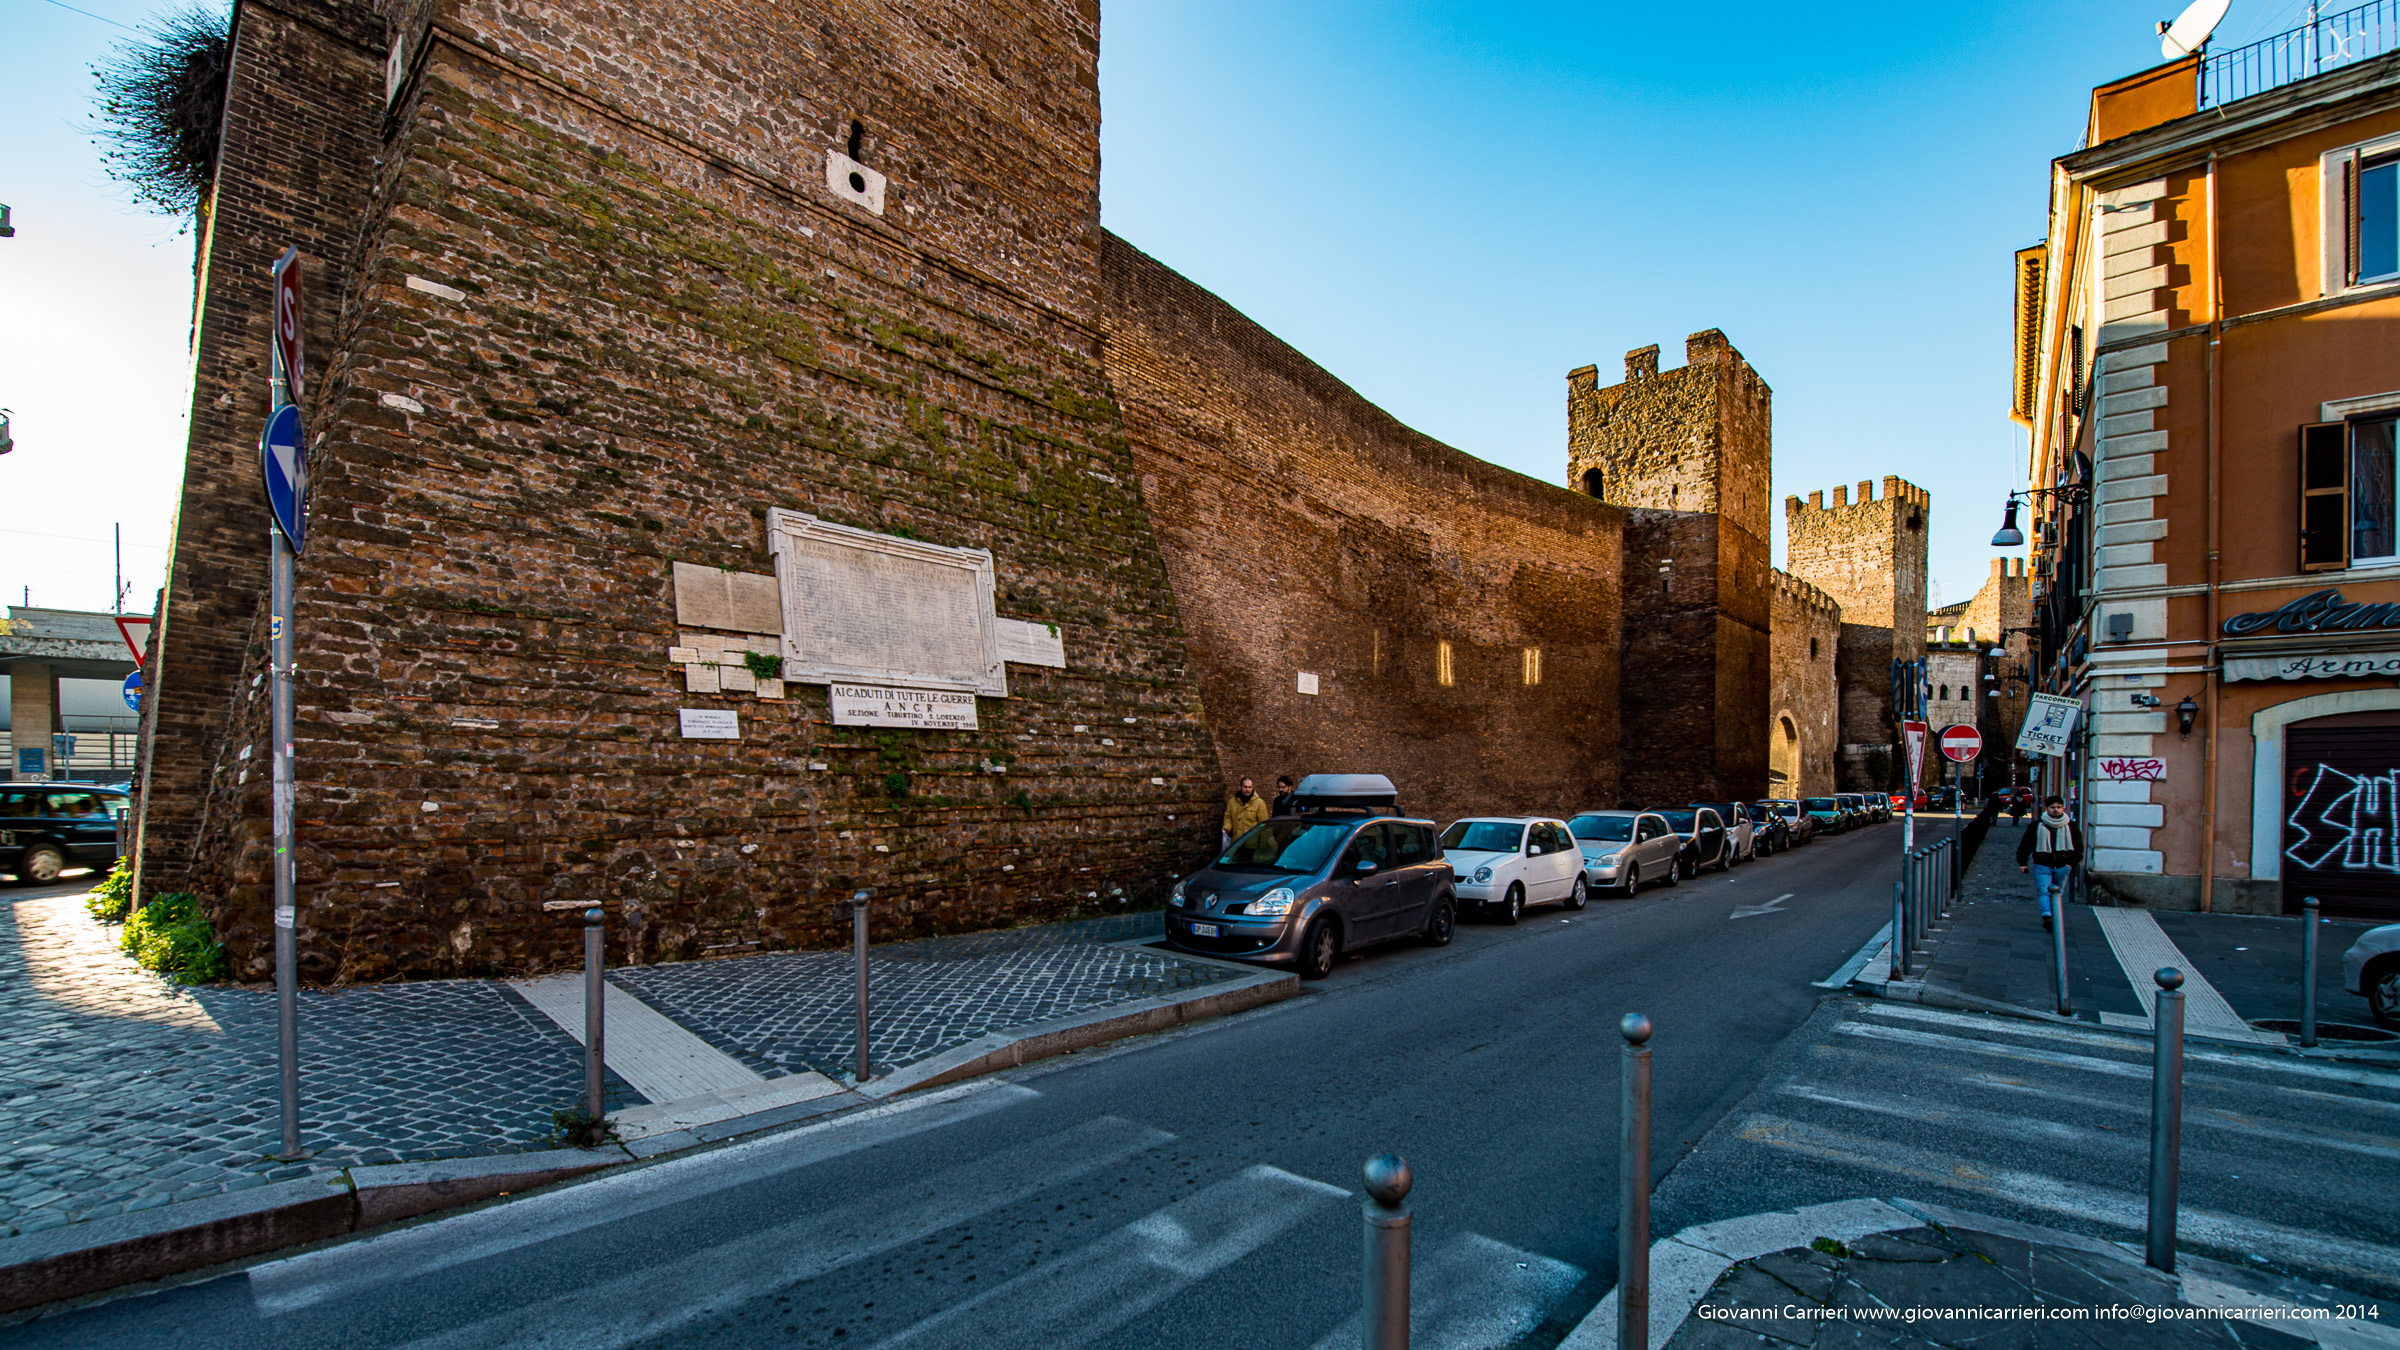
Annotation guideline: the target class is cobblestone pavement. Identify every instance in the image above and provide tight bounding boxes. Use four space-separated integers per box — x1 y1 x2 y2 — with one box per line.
609 909 1239 1080
1 890 1223 1240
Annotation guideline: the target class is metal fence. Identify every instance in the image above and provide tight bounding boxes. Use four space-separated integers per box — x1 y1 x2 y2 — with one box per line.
1887 836 1960 981
2202 0 2400 107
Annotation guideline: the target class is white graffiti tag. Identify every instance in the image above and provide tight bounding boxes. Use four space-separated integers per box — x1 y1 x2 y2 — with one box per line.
2286 763 2400 874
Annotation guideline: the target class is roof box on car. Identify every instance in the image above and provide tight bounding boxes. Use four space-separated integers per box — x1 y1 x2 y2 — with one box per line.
1289 773 1399 815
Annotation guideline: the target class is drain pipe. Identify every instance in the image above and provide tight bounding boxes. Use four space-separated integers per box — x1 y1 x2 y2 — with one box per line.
2199 151 2224 915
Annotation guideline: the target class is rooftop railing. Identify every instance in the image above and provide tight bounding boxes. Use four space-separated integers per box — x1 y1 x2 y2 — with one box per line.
2201 0 2399 106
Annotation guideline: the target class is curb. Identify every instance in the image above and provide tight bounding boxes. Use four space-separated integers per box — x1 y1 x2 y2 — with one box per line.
0 959 1297 1315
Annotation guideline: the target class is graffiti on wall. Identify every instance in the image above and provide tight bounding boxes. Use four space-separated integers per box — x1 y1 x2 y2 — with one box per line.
2286 763 2400 874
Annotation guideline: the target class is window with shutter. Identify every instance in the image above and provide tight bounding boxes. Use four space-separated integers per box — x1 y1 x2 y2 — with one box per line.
2300 421 2349 571
2363 154 2399 285
2355 415 2399 562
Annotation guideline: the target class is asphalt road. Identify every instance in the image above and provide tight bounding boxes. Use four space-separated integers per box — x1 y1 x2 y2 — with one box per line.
19 819 1935 1348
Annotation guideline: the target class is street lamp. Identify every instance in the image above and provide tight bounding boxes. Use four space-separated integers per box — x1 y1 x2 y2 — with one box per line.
1989 486 2090 549
2177 695 2200 738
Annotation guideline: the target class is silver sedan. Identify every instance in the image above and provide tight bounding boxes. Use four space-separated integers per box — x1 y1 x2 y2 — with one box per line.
1566 810 1683 897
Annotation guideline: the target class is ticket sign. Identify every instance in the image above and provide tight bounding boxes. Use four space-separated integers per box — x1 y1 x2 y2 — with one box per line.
830 684 979 731
2015 693 2082 758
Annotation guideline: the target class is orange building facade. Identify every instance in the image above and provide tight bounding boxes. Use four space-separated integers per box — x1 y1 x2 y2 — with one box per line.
2011 43 2400 919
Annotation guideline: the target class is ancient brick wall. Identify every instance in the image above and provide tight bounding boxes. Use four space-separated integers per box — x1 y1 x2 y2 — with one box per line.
1784 477 1930 791
1566 333 1772 804
152 0 1231 980
133 0 389 907
1768 570 1839 798
1101 235 1624 825
1962 558 2032 758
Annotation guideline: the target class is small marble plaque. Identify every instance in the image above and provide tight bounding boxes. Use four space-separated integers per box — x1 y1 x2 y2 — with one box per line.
756 678 786 700
685 663 721 693
996 617 1066 668
679 708 740 739
721 663 757 693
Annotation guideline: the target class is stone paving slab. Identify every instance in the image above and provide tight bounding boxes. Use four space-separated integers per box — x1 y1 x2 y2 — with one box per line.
2149 911 2383 1035
607 910 1238 1081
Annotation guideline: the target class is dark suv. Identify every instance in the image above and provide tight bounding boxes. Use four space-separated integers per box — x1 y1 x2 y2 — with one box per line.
1165 775 1456 979
2 783 128 884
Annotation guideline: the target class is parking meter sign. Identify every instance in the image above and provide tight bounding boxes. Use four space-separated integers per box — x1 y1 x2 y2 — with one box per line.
1939 724 1983 763
260 402 307 551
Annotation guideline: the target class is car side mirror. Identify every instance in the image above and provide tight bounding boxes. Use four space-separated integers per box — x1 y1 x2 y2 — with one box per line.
1527 845 1542 856
1353 859 1378 875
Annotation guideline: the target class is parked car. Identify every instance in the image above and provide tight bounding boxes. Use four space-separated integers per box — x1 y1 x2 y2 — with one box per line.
1567 809 1682 896
1802 796 1848 834
2343 923 2400 1028
1 783 128 884
1759 799 1814 847
1440 816 1586 923
1165 774 1454 979
1654 807 1731 876
1692 801 1756 863
1744 801 1789 854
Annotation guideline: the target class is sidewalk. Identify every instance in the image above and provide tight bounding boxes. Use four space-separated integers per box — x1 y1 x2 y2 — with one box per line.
0 884 1283 1253
1563 1197 2398 1349
1849 819 2395 1050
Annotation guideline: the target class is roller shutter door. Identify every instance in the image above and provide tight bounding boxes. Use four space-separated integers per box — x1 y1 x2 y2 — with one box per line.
2284 722 2400 920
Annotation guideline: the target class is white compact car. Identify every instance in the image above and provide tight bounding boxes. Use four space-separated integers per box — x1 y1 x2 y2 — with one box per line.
1438 816 1586 923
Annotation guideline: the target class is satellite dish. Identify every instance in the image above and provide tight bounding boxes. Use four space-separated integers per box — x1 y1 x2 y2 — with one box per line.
2159 0 2230 58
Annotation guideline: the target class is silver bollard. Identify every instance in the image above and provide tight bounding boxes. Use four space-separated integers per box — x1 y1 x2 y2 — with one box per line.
1619 1013 1653 1350
851 889 872 1083
2050 869 2074 1017
584 906 605 1119
2301 898 2320 1048
2147 967 2185 1273
1889 883 1907 980
1361 1153 1412 1350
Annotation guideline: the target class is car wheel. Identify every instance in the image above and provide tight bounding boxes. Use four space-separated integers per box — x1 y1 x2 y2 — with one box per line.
17 845 66 886
1663 858 1681 888
1714 844 1732 873
1619 863 1640 898
2368 961 2400 1029
1298 920 1339 980
1421 895 1456 947
1501 883 1524 925
1565 876 1588 910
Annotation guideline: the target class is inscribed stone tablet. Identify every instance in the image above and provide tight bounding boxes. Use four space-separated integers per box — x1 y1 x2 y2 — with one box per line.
671 562 782 635
829 684 980 731
721 663 757 693
996 617 1067 669
679 709 740 739
685 663 721 693
768 510 1004 696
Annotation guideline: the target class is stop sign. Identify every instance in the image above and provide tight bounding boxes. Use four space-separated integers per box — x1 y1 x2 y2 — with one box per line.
1939 723 1983 762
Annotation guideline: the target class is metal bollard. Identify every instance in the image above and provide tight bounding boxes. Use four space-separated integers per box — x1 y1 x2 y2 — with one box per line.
1619 1013 1653 1350
2050 869 2074 1017
1361 1154 1412 1350
1890 883 1908 980
2294 896 2320 1048
851 889 872 1082
2147 968 2185 1273
583 906 605 1119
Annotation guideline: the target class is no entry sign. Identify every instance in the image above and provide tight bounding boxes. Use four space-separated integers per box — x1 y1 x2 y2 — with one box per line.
1939 723 1984 762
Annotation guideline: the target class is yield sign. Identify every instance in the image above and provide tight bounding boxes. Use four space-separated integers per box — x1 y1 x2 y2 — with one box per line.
114 614 154 666
1901 719 1928 789
260 402 307 551
1940 723 1984 762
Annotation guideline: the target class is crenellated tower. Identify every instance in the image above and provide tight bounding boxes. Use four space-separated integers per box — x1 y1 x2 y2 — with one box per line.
1784 478 1931 791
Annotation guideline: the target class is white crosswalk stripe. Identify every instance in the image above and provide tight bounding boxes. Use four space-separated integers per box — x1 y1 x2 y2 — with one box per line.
394 1114 1172 1350
1306 1232 1582 1350
868 1165 1350 1349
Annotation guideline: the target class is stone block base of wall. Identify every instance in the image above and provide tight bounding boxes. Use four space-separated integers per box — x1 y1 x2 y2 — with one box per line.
2084 871 2282 916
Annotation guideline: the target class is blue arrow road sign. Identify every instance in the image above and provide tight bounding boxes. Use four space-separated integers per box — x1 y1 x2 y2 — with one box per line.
122 669 143 713
261 402 306 551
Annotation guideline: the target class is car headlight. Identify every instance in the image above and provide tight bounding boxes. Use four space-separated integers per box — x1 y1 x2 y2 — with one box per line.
1169 879 1187 907
1249 887 1296 918
1472 865 1492 883
1598 853 1620 865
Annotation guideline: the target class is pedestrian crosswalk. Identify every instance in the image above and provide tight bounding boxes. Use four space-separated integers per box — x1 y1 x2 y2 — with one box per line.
1723 1000 2400 1299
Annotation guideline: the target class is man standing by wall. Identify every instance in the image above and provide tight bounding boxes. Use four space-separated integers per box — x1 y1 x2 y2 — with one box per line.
1269 775 1298 818
1223 777 1268 850
2016 795 2082 933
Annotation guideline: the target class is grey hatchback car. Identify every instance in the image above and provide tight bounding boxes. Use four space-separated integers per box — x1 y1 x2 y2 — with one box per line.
1165 813 1457 979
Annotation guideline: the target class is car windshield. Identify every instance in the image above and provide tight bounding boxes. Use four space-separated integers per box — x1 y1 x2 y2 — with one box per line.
1804 798 1838 811
1657 810 1697 831
1218 820 1351 874
1569 815 1634 843
1744 804 1770 821
1439 821 1525 853
1693 802 1736 819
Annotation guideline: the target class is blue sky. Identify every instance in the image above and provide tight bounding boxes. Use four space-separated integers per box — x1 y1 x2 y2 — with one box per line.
1 0 2315 615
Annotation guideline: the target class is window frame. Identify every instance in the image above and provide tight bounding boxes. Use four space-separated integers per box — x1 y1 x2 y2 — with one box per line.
2323 134 2400 295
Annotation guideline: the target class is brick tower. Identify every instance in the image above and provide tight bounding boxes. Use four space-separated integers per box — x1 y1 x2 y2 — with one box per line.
1566 330 1772 803
1784 478 1931 791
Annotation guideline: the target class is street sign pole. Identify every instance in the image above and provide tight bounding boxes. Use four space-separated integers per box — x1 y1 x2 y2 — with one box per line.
266 247 306 1160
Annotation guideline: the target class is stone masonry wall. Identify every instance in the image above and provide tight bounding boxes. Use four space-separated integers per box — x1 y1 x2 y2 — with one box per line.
1962 557 2032 760
1566 332 1772 803
133 0 389 906
1784 477 1930 791
1101 235 1624 824
156 0 1230 980
1768 570 1839 798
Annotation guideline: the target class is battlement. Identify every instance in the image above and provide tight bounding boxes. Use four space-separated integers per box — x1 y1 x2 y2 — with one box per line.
1771 568 1841 619
1987 556 2027 579
1787 475 1931 516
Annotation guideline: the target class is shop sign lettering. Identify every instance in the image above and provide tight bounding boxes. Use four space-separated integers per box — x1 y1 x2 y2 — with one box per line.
2223 589 2400 638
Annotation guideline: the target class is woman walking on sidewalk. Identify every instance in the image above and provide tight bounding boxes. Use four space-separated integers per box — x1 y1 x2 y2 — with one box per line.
2015 796 2082 932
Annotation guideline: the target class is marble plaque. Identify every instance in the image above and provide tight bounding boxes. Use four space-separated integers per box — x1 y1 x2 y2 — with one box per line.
684 662 721 693
829 683 980 731
995 617 1066 669
768 509 1005 696
671 562 783 634
679 709 740 739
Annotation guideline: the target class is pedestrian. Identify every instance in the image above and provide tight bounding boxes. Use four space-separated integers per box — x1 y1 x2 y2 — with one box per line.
2009 789 2027 824
2016 795 2082 933
1269 774 1298 818
1222 776 1268 851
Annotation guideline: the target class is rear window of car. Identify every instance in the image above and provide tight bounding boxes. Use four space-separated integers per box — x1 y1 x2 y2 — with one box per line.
1657 810 1696 830
1569 815 1634 843
1804 798 1837 811
1219 820 1352 874
1440 820 1526 853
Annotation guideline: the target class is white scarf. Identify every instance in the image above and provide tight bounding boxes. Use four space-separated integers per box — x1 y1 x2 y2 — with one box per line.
2037 816 2074 854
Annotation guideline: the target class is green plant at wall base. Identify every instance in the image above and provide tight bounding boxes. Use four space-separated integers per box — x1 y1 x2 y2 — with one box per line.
87 860 134 922
546 1106 617 1149
119 891 228 983
883 771 911 798
742 650 784 681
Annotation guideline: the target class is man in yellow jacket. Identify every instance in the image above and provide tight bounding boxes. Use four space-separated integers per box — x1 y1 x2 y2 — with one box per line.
1222 777 1269 849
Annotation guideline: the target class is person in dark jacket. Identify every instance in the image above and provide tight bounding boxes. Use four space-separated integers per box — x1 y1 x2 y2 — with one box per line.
2016 795 2082 931
1270 775 1299 818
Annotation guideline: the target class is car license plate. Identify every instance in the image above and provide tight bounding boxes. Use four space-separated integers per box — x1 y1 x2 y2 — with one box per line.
1189 922 1219 938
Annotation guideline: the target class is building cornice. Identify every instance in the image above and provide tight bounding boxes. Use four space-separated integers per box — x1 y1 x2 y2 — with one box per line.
2059 50 2400 187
